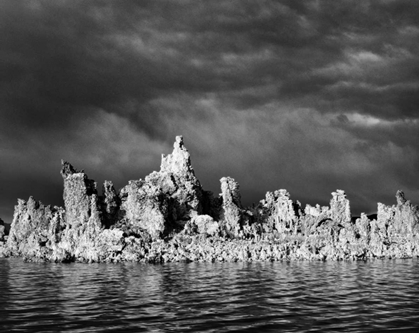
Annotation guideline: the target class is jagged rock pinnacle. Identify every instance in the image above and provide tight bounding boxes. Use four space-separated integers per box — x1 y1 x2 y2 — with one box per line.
330 189 351 224
60 160 79 179
60 161 99 227
1 136 418 263
160 135 195 178
396 190 407 206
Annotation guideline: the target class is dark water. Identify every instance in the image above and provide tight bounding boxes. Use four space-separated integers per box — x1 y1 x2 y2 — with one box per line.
0 258 418 332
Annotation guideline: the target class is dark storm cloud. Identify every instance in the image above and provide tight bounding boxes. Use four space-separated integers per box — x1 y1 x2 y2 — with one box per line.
1 0 417 125
0 0 418 222
332 113 419 149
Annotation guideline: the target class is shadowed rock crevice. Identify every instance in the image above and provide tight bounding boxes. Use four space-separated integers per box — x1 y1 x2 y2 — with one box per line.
0 136 418 263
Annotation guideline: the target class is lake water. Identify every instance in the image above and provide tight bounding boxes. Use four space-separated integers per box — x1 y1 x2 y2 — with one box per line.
0 258 418 332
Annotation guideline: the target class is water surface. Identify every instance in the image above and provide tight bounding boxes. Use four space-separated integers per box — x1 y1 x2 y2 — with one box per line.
0 258 418 332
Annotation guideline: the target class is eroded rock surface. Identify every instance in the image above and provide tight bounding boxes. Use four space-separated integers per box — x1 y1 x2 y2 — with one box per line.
257 189 301 235
372 190 419 258
101 180 120 228
119 180 169 238
61 160 101 228
219 177 243 238
6 197 65 260
118 136 206 237
157 135 203 216
330 190 351 225
1 136 418 263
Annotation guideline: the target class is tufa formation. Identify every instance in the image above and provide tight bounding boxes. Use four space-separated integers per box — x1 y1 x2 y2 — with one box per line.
0 136 418 263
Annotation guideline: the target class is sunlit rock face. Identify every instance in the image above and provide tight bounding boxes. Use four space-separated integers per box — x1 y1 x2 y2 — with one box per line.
382 190 419 238
6 197 65 259
355 213 371 240
58 161 107 260
4 195 125 263
258 189 301 235
219 177 243 238
160 136 195 179
4 164 124 262
118 180 169 238
0 136 418 263
328 190 360 251
298 191 358 260
118 135 206 237
300 204 330 236
156 135 204 219
373 191 419 258
330 190 351 224
184 214 219 236
60 160 101 228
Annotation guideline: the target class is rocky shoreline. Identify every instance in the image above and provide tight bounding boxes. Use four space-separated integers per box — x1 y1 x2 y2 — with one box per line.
0 136 418 263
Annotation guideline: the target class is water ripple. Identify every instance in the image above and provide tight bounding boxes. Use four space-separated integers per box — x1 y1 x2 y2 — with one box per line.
0 259 418 332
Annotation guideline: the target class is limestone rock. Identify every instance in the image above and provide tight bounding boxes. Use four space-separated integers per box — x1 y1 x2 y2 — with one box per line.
191 215 219 236
368 219 388 258
6 197 65 259
298 191 359 260
119 180 169 238
376 203 393 235
355 213 371 239
57 161 105 259
160 136 195 179
101 180 120 228
260 190 301 234
376 190 419 257
376 191 417 238
301 204 329 236
388 191 419 238
395 190 407 206
57 194 104 261
2 136 419 263
219 177 243 237
4 194 118 262
153 135 204 218
118 136 207 238
329 190 351 224
57 224 124 263
60 160 101 228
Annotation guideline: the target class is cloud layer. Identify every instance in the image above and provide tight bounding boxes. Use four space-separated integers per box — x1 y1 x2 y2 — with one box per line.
0 0 418 223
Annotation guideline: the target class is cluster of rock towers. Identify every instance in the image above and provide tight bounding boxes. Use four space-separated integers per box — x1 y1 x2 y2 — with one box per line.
0 136 418 263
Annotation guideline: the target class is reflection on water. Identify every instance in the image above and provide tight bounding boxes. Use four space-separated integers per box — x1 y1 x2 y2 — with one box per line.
0 258 418 332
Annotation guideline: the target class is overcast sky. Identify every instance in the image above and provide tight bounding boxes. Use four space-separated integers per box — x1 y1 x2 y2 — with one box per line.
0 0 418 223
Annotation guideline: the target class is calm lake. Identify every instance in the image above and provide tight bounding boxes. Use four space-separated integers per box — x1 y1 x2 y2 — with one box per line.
0 258 418 332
